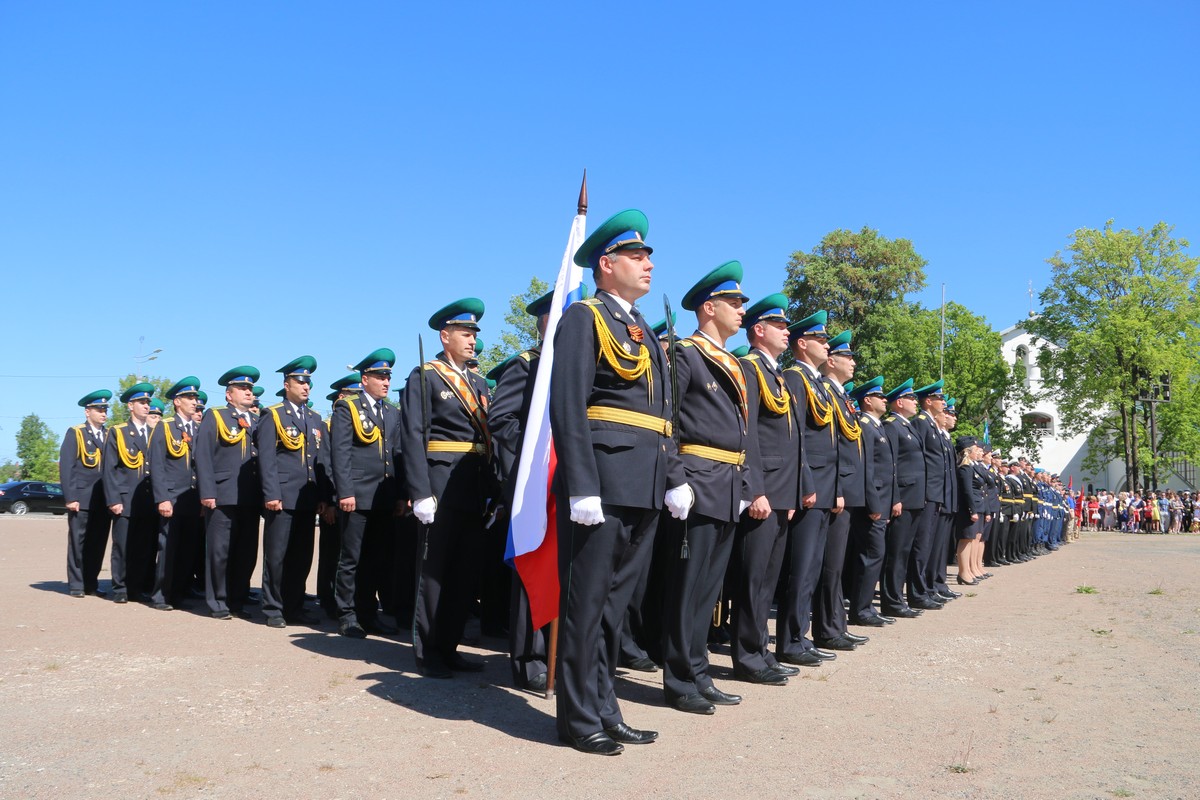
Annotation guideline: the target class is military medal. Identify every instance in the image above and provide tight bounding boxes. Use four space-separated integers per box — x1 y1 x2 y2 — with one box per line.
237 417 250 429
627 324 644 343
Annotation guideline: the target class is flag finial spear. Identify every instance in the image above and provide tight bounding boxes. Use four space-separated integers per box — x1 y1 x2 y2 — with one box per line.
577 169 588 216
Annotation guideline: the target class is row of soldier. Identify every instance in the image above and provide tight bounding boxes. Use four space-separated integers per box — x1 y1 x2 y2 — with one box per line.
57 206 1071 756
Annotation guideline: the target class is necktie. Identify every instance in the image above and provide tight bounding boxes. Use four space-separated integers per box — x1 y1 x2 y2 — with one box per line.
375 401 384 432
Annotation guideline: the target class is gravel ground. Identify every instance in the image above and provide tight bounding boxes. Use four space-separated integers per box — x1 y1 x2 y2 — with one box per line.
1 516 1197 799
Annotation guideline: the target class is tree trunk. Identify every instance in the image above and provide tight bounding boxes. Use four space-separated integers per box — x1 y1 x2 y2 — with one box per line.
1119 402 1134 492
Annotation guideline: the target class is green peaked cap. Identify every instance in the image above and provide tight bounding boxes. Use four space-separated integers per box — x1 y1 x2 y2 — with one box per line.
148 397 166 414
826 329 854 356
682 260 749 311
574 209 652 269
330 372 363 391
251 385 265 398
166 377 201 399
428 298 484 331
353 349 395 373
787 310 829 340
277 355 317 377
217 366 260 387
742 292 790 328
730 345 751 358
914 379 945 399
651 311 677 338
850 376 886 402
884 378 915 402
78 389 113 408
120 382 156 403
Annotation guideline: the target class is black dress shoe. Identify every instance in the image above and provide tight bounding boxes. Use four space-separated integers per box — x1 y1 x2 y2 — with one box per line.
882 606 922 618
69 589 85 598
778 651 825 667
842 631 869 644
956 576 979 586
449 653 485 672
418 661 452 679
910 598 944 610
526 672 548 692
604 722 658 744
849 615 887 627
700 685 742 705
363 618 398 636
810 648 838 661
212 610 232 620
981 572 994 579
152 602 174 611
232 608 253 620
769 662 800 676
814 636 857 651
285 611 320 625
266 616 286 628
669 693 716 714
113 591 128 604
86 588 107 597
621 656 659 673
877 613 896 624
563 731 623 756
339 621 367 638
733 667 789 685
941 588 962 599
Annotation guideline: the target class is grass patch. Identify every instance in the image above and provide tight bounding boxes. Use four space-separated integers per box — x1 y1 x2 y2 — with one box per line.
1110 790 1134 798
1148 587 1164 595
1091 629 1112 636
1076 585 1098 594
44 662 61 671
948 764 973 774
947 731 975 774
965 592 978 598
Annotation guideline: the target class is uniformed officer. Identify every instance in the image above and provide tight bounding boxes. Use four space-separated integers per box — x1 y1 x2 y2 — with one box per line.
930 403 962 601
331 349 404 638
316 373 362 618
845 377 899 627
550 209 686 755
60 389 113 598
148 377 203 611
908 380 953 611
730 293 800 685
660 261 756 714
812 330 870 652
402 298 493 677
879 379 925 619
257 357 332 628
147 398 165 429
102 382 157 604
490 288 555 691
250 385 265 416
194 391 207 421
194 366 262 620
776 310 838 668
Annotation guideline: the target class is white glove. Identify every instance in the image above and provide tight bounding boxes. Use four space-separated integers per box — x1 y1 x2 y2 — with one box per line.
738 499 751 516
413 496 437 525
665 484 694 520
569 496 605 526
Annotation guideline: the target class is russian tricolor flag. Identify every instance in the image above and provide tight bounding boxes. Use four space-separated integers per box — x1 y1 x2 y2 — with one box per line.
504 208 587 629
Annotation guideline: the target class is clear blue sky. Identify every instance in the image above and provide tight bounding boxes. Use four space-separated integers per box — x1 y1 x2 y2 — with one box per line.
2 2 1197 460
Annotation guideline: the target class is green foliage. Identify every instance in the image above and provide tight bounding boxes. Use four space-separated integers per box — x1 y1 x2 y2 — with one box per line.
784 226 1035 455
0 459 21 482
478 276 549 377
15 414 59 482
108 374 175 425
1027 220 1200 490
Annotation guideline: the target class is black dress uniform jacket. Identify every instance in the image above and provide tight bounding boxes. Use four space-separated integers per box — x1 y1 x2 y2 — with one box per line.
741 349 801 510
258 402 332 512
331 394 402 511
914 411 954 506
102 422 154 516
883 412 926 510
828 382 867 509
861 413 896 515
150 416 199 510
61 424 107 509
782 363 838 507
489 349 538 489
194 407 261 507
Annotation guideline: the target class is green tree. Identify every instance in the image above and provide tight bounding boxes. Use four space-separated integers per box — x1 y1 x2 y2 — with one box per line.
15 414 59 482
1027 220 1200 491
0 459 21 482
784 226 928 337
108 374 174 425
478 276 549 377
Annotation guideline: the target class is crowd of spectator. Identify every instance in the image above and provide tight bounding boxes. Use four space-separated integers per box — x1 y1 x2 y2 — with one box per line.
1073 488 1199 533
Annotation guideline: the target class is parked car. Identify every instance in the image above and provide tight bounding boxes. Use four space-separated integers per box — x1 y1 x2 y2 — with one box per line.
0 481 67 515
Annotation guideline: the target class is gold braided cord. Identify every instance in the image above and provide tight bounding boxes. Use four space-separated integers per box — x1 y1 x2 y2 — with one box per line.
73 426 101 469
269 405 304 452
586 303 653 392
789 368 833 428
112 426 145 470
831 394 862 442
427 441 487 454
213 408 248 457
339 396 383 455
161 417 189 460
749 359 792 419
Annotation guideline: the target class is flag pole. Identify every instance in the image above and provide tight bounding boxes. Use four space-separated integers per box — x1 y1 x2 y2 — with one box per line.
544 168 587 701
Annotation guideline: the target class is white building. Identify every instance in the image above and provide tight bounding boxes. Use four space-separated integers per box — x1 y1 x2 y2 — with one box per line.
999 322 1192 493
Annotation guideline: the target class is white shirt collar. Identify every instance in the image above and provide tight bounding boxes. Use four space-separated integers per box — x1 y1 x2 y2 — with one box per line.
598 290 633 315
754 349 779 370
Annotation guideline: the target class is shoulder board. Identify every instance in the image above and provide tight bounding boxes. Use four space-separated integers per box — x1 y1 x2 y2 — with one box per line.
783 365 803 373
677 340 695 348
882 413 894 421
581 298 602 306
519 350 534 362
744 353 760 361
114 422 129 429
163 416 176 424
71 423 85 431
916 413 928 421
422 362 436 371
268 402 285 410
